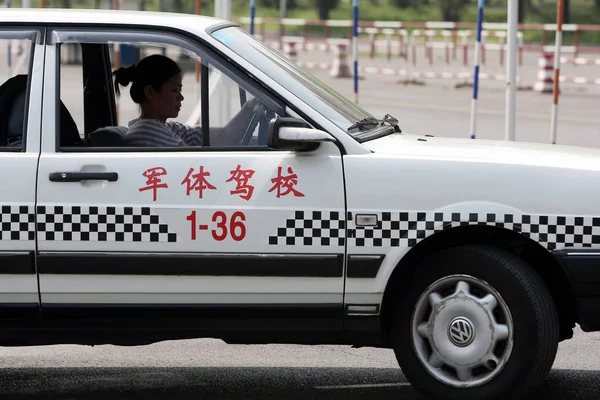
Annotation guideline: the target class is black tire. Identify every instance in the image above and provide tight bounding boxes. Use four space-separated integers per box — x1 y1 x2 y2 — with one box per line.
390 245 559 400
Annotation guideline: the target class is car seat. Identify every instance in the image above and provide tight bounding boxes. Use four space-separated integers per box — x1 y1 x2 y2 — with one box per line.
0 74 83 147
85 125 128 147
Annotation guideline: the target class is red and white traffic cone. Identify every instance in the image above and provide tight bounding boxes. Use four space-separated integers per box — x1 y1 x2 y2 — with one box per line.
330 43 352 78
534 52 554 94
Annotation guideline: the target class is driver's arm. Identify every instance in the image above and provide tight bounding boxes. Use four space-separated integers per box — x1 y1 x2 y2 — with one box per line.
209 97 262 146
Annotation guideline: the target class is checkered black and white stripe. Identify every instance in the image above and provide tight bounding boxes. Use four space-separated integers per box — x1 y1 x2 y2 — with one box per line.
1 205 35 241
349 211 600 251
36 205 177 243
269 210 600 251
268 210 346 246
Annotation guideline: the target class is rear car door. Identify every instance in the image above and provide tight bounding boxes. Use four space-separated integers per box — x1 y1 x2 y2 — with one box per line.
0 27 45 313
34 26 347 328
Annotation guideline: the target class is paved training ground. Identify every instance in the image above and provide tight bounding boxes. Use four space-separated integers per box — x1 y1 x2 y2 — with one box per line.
1 43 600 398
0 327 599 399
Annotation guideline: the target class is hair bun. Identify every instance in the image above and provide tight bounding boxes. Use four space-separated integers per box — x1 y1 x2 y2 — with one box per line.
112 64 136 97
115 65 136 86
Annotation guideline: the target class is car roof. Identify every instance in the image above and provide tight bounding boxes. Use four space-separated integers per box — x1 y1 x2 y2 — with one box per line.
0 8 233 38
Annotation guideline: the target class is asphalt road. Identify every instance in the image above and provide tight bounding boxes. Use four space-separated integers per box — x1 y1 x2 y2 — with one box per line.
1 326 600 399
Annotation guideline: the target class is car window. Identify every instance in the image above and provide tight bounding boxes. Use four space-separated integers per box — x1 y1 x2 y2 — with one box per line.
0 31 37 151
55 31 284 152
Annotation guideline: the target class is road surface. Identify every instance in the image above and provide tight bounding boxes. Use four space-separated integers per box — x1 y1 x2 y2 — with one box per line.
1 326 600 399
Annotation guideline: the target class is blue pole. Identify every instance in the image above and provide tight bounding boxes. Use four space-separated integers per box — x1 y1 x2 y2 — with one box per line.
469 0 485 139
353 0 358 104
250 0 256 35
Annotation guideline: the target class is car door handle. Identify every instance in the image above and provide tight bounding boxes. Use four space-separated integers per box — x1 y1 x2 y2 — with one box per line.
49 172 119 182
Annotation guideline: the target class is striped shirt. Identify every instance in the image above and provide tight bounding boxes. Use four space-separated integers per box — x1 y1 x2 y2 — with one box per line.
125 118 203 147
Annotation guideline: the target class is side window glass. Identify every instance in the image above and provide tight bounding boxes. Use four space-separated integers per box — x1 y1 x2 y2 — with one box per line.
206 65 280 148
55 33 282 151
0 33 35 151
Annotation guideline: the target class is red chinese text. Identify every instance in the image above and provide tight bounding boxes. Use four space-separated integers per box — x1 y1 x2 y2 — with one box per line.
139 167 168 202
269 166 305 198
226 165 256 201
181 166 216 199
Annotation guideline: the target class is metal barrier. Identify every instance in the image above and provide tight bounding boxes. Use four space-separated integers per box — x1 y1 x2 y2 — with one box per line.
534 52 600 93
237 17 600 56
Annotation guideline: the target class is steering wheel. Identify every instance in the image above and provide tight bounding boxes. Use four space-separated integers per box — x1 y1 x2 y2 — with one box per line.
240 103 267 146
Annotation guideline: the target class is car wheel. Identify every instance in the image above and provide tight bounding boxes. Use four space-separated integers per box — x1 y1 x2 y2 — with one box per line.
391 245 559 400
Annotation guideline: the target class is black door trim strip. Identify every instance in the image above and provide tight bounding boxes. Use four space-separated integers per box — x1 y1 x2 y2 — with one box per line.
347 254 385 278
36 252 344 277
40 303 343 320
0 252 35 274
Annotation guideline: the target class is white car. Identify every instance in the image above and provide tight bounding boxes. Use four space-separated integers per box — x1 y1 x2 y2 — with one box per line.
0 7 596 400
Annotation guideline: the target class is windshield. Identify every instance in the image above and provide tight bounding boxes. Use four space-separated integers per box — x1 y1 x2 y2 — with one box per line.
210 25 375 135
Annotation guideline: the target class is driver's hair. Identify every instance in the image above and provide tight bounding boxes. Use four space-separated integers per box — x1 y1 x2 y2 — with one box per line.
112 55 182 104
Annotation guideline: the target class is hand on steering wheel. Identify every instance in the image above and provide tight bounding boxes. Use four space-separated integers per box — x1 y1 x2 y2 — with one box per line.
240 103 267 146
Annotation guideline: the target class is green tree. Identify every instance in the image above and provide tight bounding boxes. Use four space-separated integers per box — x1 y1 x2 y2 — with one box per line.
392 0 418 8
436 0 468 22
258 0 298 8
518 0 526 23
563 0 570 24
311 0 340 20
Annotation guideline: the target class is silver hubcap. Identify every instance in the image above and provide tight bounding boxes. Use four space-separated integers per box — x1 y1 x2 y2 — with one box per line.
411 274 514 388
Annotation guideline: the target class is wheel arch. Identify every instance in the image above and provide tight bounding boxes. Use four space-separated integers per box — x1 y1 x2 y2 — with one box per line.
378 224 578 346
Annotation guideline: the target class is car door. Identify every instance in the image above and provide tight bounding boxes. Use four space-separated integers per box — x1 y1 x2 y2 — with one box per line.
35 26 346 325
0 27 45 312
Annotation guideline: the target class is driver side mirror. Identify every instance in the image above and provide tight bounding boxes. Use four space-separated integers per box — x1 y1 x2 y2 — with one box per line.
267 117 334 151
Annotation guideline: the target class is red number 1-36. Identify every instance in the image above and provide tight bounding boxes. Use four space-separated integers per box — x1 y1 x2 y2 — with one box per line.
187 210 246 241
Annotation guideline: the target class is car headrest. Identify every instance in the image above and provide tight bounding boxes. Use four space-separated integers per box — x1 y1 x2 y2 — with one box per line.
7 89 26 141
86 126 128 147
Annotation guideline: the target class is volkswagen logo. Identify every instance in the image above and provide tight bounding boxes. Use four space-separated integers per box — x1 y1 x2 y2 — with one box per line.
448 317 475 347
